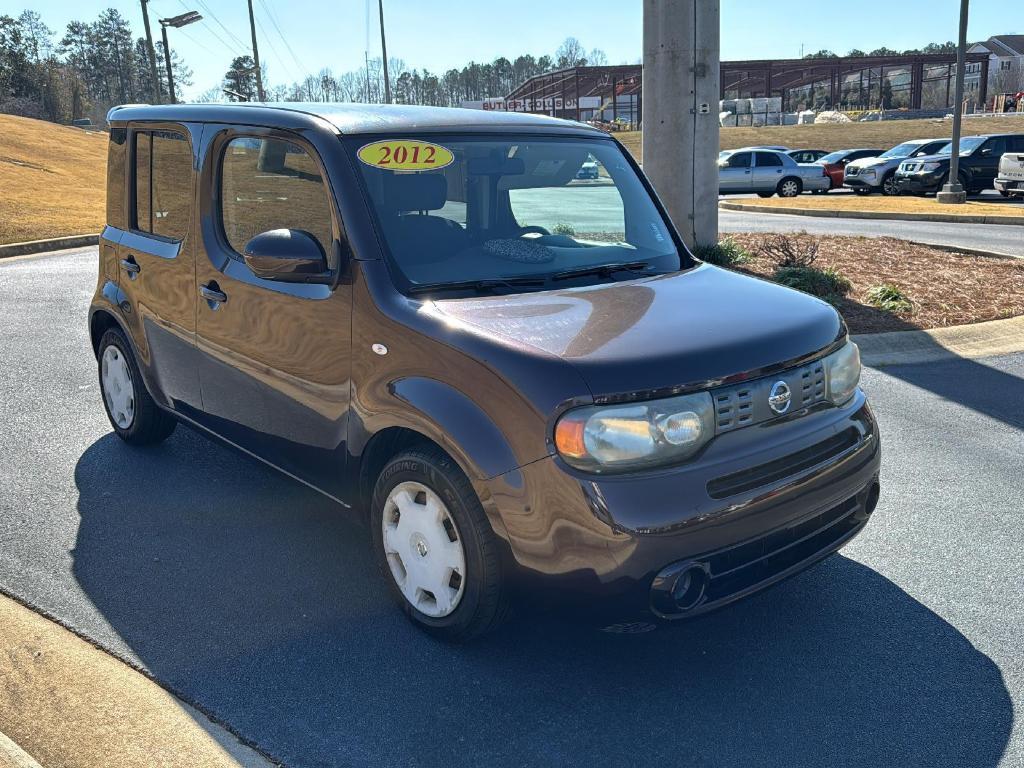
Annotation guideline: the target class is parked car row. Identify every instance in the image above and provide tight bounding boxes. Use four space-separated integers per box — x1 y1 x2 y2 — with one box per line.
893 133 1024 196
719 133 1024 199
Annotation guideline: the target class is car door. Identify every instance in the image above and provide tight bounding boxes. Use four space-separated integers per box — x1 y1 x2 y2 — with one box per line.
719 151 752 192
193 127 352 497
972 136 1008 189
752 152 785 190
116 123 202 410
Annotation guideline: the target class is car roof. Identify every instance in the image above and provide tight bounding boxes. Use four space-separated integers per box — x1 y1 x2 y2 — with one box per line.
106 102 603 137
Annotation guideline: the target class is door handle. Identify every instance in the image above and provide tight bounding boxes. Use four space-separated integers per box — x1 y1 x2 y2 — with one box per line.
120 257 140 276
200 283 227 304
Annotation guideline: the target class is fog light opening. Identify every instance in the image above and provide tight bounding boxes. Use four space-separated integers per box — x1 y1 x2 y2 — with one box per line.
671 564 709 612
865 482 880 515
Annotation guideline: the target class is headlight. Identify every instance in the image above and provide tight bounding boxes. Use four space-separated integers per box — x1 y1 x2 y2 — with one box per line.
554 392 714 473
861 168 877 177
921 161 942 172
824 341 861 406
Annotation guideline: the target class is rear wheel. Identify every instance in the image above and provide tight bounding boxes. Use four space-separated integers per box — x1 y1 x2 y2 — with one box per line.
854 188 872 196
371 445 510 641
777 177 802 198
97 328 176 445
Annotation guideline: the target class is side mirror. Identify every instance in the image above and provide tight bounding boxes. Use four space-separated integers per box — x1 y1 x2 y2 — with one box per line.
242 229 331 283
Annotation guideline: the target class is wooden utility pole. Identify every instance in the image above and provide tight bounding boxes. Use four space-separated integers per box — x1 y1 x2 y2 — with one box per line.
140 0 161 103
247 0 266 101
378 0 391 104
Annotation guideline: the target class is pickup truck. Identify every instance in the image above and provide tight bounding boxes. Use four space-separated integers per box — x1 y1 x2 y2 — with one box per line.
995 151 1024 198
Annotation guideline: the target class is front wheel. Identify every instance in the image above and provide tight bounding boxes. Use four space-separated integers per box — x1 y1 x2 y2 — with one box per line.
371 446 510 641
756 192 774 198
881 172 898 196
777 177 802 198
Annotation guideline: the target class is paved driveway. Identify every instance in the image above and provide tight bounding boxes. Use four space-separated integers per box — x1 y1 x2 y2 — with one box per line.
0 248 1021 767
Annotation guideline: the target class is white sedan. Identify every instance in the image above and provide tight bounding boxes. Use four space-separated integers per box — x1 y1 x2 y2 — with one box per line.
719 148 831 197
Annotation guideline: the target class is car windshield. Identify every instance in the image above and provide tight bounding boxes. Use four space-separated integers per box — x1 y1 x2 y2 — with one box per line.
937 136 987 155
349 134 684 294
879 142 922 159
817 150 848 164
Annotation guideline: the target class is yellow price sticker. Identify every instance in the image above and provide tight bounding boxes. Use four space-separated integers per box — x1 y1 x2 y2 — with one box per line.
357 140 454 171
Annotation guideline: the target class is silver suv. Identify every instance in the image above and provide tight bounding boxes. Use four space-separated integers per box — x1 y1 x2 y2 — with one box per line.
844 138 949 196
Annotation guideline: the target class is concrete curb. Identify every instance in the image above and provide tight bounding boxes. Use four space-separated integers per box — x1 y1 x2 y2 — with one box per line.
853 315 1024 367
0 731 42 768
719 200 1024 226
0 234 99 259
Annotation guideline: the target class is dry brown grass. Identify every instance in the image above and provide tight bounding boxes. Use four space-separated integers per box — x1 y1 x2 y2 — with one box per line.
616 114 1024 158
0 114 108 244
724 194 1024 218
724 233 1024 333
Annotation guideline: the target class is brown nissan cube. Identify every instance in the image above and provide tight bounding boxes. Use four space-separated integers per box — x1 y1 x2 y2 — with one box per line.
90 103 880 640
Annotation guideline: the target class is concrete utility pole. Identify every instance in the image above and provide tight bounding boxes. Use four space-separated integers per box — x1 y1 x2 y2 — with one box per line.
938 0 969 204
642 0 720 250
139 0 161 103
378 0 391 104
247 0 266 102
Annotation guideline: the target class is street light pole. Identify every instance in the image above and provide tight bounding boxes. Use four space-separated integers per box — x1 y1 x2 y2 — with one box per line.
938 0 969 204
160 23 176 103
158 12 202 105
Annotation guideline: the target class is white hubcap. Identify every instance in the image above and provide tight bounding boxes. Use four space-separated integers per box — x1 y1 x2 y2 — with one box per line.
101 345 135 429
382 481 466 618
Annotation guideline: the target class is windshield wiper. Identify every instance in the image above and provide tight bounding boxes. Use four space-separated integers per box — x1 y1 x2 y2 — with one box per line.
550 260 654 282
407 276 548 296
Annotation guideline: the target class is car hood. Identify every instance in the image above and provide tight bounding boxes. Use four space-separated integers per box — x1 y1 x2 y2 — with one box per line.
848 156 894 170
432 265 844 399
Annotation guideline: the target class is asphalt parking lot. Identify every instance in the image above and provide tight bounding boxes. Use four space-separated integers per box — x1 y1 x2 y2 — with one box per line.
1 248 1023 767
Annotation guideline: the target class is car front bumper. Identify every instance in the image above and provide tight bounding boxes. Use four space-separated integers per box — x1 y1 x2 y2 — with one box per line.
894 172 944 194
844 176 881 191
483 393 881 623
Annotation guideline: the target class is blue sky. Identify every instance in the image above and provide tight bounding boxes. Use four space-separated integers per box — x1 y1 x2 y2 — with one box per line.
8 0 1021 99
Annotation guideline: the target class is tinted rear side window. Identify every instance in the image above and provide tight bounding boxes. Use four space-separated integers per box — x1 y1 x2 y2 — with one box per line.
755 152 783 167
220 137 334 257
133 129 192 240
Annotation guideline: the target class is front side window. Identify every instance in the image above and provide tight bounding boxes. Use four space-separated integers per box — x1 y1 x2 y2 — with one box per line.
133 129 192 239
349 135 684 294
220 137 334 257
724 152 752 168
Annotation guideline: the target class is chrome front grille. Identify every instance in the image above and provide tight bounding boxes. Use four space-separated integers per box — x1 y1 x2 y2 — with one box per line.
712 358 828 435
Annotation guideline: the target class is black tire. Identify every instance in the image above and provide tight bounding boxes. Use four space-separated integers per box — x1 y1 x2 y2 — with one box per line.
757 192 774 198
881 172 898 196
777 177 802 198
854 188 872 196
97 327 177 445
370 445 510 641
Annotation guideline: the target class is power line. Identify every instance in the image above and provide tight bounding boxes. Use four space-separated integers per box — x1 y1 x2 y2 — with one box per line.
253 14 298 84
156 0 247 56
191 0 250 51
257 0 308 77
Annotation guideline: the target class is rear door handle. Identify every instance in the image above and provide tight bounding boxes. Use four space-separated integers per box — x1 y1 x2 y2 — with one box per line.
200 283 227 304
120 257 140 276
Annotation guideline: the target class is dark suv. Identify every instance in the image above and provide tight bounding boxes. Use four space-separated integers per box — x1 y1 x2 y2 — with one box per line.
90 103 880 640
894 133 1024 195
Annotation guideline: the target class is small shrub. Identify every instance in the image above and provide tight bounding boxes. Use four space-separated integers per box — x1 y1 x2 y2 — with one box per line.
552 222 576 236
773 265 852 301
758 233 819 268
694 236 751 268
865 283 913 313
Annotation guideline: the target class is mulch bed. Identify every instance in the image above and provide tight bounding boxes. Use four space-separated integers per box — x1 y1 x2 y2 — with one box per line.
723 233 1024 334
